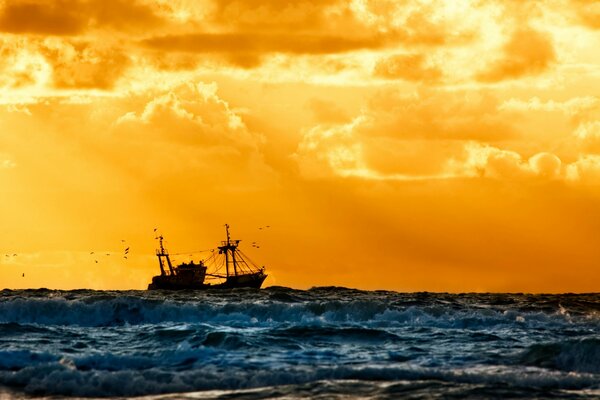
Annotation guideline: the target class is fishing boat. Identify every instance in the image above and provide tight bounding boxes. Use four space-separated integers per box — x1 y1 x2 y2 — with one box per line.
147 225 267 290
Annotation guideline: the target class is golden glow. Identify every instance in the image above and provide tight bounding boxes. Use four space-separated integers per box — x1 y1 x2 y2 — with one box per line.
0 0 600 292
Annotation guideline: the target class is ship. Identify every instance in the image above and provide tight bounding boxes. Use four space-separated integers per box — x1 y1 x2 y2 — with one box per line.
147 224 267 290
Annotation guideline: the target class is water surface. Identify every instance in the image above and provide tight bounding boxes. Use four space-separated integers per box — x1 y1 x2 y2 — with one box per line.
0 287 599 398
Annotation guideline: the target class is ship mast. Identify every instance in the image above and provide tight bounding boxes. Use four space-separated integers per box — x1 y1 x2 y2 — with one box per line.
156 235 174 275
219 224 239 278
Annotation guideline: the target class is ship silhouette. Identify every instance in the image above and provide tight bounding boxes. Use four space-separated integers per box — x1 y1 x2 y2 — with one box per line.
148 224 267 290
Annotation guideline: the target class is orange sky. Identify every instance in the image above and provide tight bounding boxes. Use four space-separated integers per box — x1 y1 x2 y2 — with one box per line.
0 0 599 292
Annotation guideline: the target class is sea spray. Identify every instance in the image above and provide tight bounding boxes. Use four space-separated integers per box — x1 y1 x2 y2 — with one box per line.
0 288 599 398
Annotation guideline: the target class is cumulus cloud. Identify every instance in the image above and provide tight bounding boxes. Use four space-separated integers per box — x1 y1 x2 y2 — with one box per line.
116 82 254 145
295 118 367 179
111 81 274 190
295 112 569 182
566 155 600 182
574 121 600 141
294 88 525 180
453 144 563 180
529 152 562 178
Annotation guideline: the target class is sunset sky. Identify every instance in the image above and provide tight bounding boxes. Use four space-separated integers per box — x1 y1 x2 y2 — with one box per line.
0 0 599 292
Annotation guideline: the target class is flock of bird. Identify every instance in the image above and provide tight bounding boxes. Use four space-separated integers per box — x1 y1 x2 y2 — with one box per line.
91 239 130 264
5 225 272 275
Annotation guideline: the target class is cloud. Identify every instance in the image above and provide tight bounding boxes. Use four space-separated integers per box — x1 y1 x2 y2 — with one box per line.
295 110 567 182
0 37 131 90
307 98 350 123
477 27 556 82
116 82 254 146
112 81 275 191
373 53 442 82
142 32 387 56
0 1 86 35
0 156 16 169
0 38 51 89
569 0 600 29
451 144 563 180
529 152 562 178
295 118 367 179
209 0 344 31
41 40 131 89
566 155 600 182
500 96 600 118
294 88 525 180
0 0 163 35
574 121 600 141
362 89 517 142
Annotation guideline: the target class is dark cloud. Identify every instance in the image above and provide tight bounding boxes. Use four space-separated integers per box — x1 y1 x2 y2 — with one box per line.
210 0 343 31
142 32 387 56
0 0 163 35
569 0 600 29
0 1 86 35
41 42 131 89
477 28 556 82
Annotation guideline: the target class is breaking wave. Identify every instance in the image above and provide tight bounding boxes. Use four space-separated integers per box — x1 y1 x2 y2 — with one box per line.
519 338 600 373
0 288 595 328
0 288 599 398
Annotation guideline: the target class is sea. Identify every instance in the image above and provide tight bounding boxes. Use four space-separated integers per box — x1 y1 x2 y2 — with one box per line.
0 288 599 399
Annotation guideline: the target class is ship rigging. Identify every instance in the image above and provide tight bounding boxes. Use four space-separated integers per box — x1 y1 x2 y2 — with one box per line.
148 224 267 290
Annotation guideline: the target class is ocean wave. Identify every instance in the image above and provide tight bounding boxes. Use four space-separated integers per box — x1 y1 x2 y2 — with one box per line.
0 290 594 328
518 338 600 373
0 357 598 397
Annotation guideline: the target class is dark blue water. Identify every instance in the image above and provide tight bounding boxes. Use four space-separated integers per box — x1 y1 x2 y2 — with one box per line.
0 288 599 399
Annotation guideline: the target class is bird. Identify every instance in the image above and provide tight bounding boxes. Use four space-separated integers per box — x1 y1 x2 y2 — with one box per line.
90 251 94 254
22 273 24 277
95 260 98 263
124 256 128 260
121 239 126 243
124 247 130 253
106 253 110 256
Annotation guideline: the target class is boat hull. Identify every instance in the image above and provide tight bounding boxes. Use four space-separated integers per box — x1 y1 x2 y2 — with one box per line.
147 272 267 290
